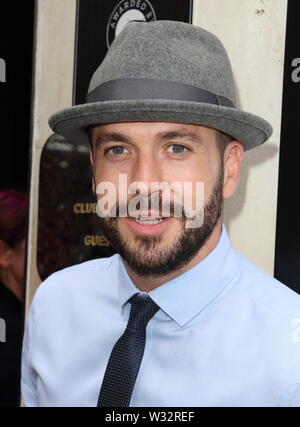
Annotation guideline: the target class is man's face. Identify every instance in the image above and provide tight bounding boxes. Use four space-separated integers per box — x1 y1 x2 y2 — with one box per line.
90 122 231 277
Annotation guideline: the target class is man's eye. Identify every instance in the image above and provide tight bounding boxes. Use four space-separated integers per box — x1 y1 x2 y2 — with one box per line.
107 146 129 155
167 144 188 154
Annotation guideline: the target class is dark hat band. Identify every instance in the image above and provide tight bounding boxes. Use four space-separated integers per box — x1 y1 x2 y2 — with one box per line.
86 78 235 108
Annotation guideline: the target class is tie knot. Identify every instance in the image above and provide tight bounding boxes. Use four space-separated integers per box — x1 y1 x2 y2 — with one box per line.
127 293 159 330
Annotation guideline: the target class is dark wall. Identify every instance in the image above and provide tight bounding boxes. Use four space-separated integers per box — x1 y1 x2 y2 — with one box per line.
0 2 35 191
274 0 300 293
0 1 35 407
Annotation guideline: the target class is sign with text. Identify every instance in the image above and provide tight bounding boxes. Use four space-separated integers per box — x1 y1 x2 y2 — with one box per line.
37 134 114 281
74 0 193 104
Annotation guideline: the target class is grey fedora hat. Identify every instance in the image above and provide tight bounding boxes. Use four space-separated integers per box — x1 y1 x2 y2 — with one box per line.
49 20 272 151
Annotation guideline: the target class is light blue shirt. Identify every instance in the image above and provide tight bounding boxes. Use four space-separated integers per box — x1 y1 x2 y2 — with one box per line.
21 226 300 407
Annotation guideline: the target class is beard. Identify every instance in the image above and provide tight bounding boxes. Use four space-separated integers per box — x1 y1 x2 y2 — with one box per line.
101 168 224 277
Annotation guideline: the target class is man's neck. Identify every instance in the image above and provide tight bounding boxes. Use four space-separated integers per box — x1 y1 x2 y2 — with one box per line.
124 222 223 292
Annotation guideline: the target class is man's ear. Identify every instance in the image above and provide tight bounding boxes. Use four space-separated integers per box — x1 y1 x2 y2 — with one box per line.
89 146 94 167
222 141 244 199
89 149 96 195
91 176 96 195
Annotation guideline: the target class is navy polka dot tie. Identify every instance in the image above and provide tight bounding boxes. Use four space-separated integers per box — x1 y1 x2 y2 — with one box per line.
97 292 160 407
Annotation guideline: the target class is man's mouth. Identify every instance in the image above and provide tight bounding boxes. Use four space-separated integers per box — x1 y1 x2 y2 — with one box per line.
132 216 165 225
124 213 173 234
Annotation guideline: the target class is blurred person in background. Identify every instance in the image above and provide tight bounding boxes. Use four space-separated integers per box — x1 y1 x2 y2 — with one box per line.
0 189 27 407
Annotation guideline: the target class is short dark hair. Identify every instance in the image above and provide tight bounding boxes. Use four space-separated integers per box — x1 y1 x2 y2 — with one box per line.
86 124 94 150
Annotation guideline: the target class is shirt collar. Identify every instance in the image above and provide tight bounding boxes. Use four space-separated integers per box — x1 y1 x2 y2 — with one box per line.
117 225 240 327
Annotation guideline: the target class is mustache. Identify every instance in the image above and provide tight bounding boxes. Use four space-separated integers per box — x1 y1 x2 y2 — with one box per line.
108 195 189 219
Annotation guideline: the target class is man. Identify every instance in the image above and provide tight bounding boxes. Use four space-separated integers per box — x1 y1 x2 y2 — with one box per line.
22 20 300 407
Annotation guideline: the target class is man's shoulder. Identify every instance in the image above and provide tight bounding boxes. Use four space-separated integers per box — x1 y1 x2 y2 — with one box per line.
46 253 120 278
234 251 300 396
33 254 121 300
235 250 300 321
54 254 120 274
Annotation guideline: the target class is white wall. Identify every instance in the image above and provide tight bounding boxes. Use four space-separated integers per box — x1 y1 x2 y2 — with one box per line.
193 0 287 274
25 0 76 308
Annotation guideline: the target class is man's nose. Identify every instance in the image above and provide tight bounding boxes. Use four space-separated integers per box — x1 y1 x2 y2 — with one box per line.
130 151 163 186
